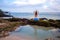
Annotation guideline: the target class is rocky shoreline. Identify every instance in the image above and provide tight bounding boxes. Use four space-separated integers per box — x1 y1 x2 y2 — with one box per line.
0 22 21 38
0 18 60 38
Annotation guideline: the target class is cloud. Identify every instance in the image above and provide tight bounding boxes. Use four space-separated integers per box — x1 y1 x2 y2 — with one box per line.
0 0 60 12
11 0 46 6
28 0 46 5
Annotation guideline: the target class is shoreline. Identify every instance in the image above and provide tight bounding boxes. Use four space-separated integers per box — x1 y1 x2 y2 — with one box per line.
0 22 21 38
0 18 60 38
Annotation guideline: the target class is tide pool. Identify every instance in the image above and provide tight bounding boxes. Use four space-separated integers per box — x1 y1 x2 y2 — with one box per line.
9 25 60 40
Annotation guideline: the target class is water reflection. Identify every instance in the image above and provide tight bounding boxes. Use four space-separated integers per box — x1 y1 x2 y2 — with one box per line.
1 25 60 40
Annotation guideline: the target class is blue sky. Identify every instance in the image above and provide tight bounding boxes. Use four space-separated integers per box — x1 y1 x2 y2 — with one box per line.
0 0 60 12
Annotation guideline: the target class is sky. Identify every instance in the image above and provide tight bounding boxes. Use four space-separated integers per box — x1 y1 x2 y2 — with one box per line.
0 0 60 12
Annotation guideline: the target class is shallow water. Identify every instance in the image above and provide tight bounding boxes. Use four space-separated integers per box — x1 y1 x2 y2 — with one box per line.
1 25 60 40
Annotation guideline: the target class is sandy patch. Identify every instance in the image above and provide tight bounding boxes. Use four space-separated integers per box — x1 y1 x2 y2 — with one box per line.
0 35 35 40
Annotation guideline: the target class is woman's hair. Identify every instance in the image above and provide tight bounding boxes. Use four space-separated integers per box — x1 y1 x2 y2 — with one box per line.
35 11 38 17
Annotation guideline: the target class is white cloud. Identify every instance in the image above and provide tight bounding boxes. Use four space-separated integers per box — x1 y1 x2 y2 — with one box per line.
43 5 48 9
12 0 46 6
28 0 46 5
13 1 27 5
1 0 60 12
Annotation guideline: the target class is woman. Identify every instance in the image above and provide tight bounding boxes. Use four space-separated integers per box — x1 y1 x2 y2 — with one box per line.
33 10 39 21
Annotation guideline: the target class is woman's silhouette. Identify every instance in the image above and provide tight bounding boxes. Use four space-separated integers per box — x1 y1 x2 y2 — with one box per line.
34 10 39 21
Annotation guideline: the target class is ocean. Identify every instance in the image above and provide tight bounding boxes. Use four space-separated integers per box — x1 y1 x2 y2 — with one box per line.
10 12 60 20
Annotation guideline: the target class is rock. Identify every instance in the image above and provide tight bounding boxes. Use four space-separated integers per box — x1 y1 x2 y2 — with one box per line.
56 36 60 38
45 37 54 40
0 31 9 38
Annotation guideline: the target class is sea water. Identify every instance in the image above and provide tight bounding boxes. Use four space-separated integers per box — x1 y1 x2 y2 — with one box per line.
10 12 60 20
